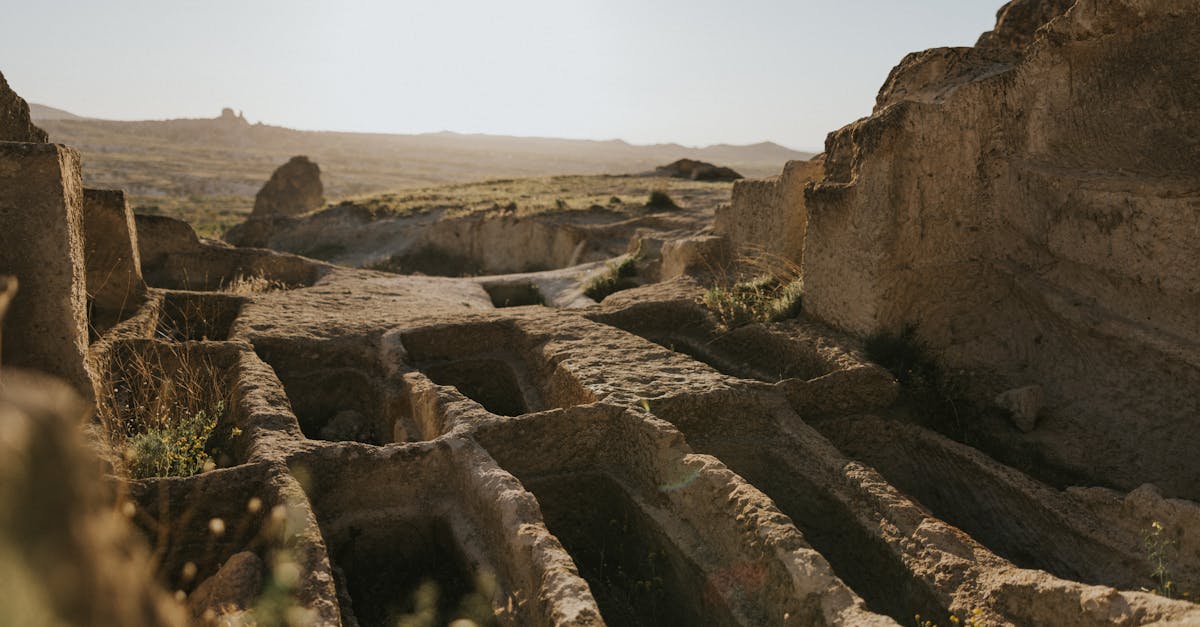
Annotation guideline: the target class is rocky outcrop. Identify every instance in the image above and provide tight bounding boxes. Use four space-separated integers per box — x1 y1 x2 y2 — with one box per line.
654 158 743 182
251 156 323 219
0 71 48 143
802 0 1200 497
227 156 324 247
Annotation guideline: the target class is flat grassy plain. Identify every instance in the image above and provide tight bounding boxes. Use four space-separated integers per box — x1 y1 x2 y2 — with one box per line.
38 112 808 238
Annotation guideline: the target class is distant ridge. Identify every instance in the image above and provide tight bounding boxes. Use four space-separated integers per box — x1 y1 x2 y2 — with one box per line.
28 103 86 121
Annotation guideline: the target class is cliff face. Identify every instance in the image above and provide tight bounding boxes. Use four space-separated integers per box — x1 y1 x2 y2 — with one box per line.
803 0 1200 497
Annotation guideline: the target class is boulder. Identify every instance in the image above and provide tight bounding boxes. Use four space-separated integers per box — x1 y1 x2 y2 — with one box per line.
995 384 1044 432
251 156 323 219
0 71 48 143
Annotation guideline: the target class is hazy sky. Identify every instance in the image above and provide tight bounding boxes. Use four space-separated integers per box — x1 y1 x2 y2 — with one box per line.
1 1 1000 151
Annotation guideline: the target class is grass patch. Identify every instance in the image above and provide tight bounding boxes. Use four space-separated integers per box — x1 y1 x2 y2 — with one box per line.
704 276 803 330
703 251 803 330
584 256 639 302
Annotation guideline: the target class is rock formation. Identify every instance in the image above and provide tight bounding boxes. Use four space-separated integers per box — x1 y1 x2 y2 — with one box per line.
800 0 1200 497
0 70 48 143
226 155 324 247
654 158 743 181
251 155 323 219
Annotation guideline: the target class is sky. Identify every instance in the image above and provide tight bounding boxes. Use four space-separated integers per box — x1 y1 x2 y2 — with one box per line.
0 1 1000 152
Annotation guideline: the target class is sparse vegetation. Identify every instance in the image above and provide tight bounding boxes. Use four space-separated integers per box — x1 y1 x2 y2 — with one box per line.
584 256 639 302
1144 520 1176 598
704 276 803 330
97 343 238 479
703 251 803 330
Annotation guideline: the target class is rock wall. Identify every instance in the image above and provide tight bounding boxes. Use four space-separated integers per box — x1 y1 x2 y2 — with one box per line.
82 188 147 324
715 158 823 265
0 143 92 395
802 0 1200 497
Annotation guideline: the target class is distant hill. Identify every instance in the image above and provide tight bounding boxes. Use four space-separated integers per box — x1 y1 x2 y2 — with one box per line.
28 103 86 121
34 107 811 236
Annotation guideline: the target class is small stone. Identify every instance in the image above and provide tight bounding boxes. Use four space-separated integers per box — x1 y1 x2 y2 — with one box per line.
995 385 1043 432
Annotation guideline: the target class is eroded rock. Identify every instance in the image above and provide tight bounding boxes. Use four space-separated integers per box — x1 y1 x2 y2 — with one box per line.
0 143 92 395
654 158 743 181
252 155 323 219
0 71 47 143
802 0 1200 497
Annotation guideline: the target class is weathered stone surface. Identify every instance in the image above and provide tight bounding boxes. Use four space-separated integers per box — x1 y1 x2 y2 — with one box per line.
251 155 323 218
976 0 1075 52
803 0 1200 497
82 188 147 321
659 234 732 280
0 71 47 143
654 158 742 181
716 158 823 264
996 384 1043 432
136 213 329 291
0 143 91 394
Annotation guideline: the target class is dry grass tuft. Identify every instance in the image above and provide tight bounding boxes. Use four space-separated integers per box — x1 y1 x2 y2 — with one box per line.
704 251 803 330
220 273 288 295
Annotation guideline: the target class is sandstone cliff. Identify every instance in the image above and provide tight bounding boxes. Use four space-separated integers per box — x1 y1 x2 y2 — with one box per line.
801 0 1200 497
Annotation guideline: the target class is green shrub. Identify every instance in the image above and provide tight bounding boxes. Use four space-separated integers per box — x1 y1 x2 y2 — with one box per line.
646 190 678 209
584 257 639 302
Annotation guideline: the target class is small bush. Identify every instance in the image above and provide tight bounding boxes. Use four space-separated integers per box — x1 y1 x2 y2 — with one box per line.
646 190 678 209
126 403 223 479
584 257 639 302
864 325 967 435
